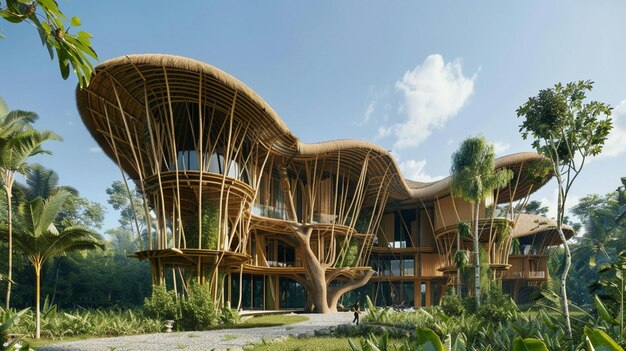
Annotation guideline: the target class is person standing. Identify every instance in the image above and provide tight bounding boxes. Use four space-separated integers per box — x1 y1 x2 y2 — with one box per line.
352 301 361 326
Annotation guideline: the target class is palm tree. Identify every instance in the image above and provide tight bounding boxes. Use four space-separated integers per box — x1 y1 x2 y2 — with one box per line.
0 98 61 309
9 190 103 338
450 137 513 306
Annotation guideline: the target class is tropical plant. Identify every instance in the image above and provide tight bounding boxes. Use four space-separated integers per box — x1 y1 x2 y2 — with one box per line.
450 136 513 307
6 190 103 338
0 0 98 86
618 177 626 224
142 284 178 322
178 281 219 330
0 99 61 309
591 251 626 343
455 221 471 297
0 308 31 351
517 80 613 338
0 307 162 339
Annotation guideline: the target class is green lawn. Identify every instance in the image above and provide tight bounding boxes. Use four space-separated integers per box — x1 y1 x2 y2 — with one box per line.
230 314 309 328
250 336 403 351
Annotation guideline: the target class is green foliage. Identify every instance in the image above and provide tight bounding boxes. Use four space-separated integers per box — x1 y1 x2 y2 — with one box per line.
414 327 445 350
178 282 219 330
450 137 514 205
142 285 177 322
441 290 465 317
0 307 161 339
584 326 624 351
453 250 469 273
220 304 240 325
512 336 549 351
524 201 550 217
336 237 359 267
184 200 219 250
517 80 613 165
0 308 31 350
475 285 519 323
0 0 98 86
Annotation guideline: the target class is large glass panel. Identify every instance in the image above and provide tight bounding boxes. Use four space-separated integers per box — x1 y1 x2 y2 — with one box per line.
239 275 251 309
403 282 414 307
403 257 414 276
253 276 264 310
420 282 426 307
390 259 400 276
279 277 305 309
376 282 390 306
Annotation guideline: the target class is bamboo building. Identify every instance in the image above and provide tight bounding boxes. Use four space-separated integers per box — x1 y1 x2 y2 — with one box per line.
76 54 573 312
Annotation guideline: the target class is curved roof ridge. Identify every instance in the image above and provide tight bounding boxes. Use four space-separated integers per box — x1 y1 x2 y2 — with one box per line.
78 54 551 202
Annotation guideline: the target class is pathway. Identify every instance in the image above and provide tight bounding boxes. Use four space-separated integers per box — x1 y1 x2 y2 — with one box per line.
38 312 354 351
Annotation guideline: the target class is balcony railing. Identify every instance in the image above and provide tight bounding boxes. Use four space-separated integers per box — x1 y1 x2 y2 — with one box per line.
528 271 545 279
252 203 289 220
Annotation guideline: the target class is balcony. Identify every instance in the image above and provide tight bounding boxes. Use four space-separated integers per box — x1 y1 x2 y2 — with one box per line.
252 203 289 220
502 255 549 280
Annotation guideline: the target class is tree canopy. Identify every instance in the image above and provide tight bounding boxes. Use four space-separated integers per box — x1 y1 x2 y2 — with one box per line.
0 0 98 86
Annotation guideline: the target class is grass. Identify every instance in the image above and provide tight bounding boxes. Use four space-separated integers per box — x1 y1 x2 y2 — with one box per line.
24 335 100 348
250 336 403 351
222 314 309 329
222 334 238 341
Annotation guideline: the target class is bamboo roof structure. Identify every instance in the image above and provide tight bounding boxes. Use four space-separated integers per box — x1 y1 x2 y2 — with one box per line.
76 54 551 203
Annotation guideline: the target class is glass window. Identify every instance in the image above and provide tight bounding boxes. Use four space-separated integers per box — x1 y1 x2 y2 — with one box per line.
403 258 414 276
421 282 426 307
403 282 414 307
390 259 400 276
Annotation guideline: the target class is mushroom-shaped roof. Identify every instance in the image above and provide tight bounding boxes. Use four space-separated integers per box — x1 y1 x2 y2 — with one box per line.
76 54 552 203
513 213 575 245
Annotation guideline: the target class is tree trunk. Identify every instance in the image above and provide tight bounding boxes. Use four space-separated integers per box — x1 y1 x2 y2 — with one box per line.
557 225 572 339
35 265 41 339
557 187 572 339
326 270 374 311
303 253 331 313
457 232 461 297
473 202 481 307
5 183 13 309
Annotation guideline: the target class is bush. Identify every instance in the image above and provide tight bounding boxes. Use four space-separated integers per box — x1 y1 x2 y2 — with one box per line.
476 285 518 323
441 290 465 316
0 307 162 339
220 304 241 325
179 282 219 330
143 285 178 321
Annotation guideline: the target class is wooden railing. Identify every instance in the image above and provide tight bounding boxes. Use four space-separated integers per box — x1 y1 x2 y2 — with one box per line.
502 255 549 280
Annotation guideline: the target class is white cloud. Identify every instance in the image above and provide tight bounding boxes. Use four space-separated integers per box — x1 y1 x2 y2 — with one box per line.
364 100 376 123
399 159 444 183
357 87 391 126
88 146 103 154
597 99 626 159
376 126 392 139
390 54 477 149
492 141 510 156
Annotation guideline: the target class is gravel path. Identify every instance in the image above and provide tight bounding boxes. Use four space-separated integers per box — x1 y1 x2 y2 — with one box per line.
38 312 355 351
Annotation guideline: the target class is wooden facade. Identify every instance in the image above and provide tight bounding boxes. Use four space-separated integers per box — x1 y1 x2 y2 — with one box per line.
76 54 573 311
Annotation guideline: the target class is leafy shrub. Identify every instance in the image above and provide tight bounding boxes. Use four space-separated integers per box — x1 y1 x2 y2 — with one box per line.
220 304 241 325
476 285 518 323
440 290 465 317
179 282 219 330
143 285 178 321
0 307 162 339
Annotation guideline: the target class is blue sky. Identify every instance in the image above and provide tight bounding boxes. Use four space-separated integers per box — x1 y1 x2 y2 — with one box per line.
1 1 625 231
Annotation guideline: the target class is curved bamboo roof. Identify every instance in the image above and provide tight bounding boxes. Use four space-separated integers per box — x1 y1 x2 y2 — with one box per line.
76 54 551 203
513 213 575 245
